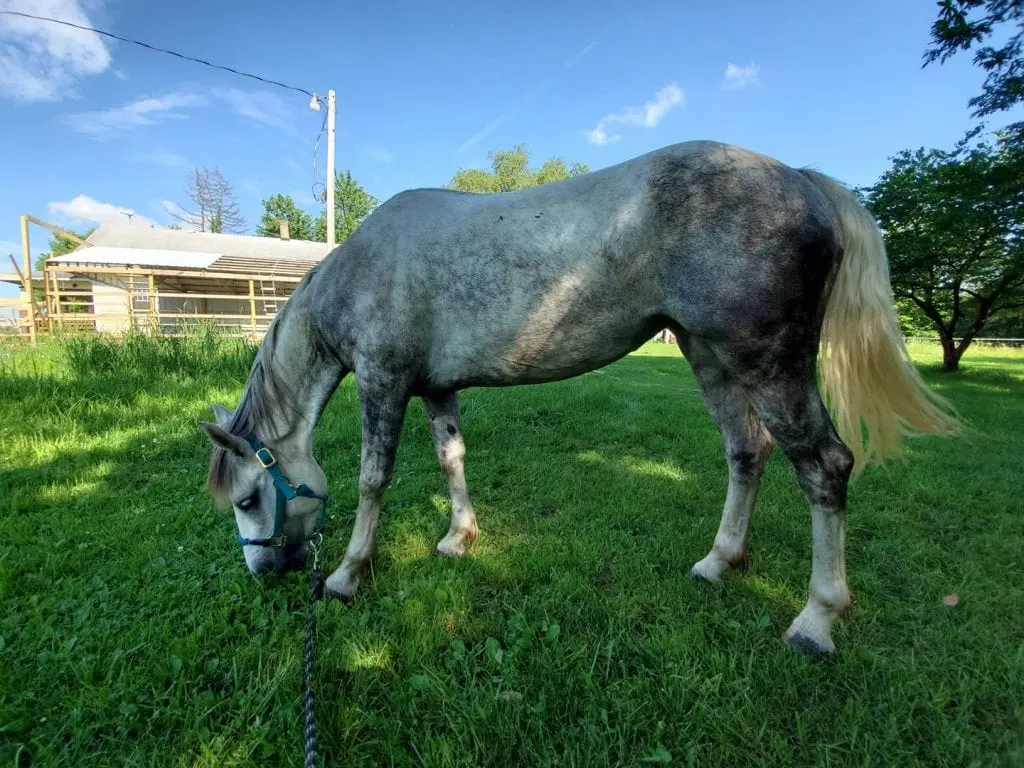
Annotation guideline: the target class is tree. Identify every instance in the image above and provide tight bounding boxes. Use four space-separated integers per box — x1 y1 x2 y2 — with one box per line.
313 170 379 245
171 167 246 233
35 227 94 272
449 145 589 193
257 193 316 240
859 128 1024 371
924 0 1024 118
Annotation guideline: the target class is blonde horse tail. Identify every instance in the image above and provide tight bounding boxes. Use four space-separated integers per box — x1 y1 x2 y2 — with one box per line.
802 169 959 475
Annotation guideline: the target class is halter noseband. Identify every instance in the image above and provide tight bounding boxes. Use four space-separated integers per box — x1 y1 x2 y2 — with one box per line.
237 433 329 548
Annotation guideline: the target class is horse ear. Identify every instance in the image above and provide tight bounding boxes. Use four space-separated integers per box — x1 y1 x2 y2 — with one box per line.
210 403 233 426
200 421 251 456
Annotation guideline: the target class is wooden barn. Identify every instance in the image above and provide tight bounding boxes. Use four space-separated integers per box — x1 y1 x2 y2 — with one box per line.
2 216 329 341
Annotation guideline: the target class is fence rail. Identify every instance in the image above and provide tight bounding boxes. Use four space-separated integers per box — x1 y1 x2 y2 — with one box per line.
4 279 292 342
905 336 1024 347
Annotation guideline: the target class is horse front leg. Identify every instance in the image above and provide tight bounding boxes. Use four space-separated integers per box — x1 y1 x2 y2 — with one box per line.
325 376 409 601
423 391 478 557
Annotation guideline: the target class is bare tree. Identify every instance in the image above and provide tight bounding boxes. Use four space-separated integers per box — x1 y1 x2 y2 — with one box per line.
171 167 246 233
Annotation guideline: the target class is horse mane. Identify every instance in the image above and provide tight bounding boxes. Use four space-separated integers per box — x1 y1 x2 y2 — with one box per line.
205 304 299 505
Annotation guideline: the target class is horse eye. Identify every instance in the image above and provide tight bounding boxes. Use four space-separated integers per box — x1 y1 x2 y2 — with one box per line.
235 493 259 512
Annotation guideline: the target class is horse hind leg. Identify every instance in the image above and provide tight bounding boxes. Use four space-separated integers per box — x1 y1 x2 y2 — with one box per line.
325 370 410 601
680 336 774 581
423 391 479 556
743 360 854 656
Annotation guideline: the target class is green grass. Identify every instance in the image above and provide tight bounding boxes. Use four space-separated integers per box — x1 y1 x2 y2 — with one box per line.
1 331 1022 767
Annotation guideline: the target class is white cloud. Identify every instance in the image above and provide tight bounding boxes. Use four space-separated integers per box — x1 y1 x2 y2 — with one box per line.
112 68 127 80
584 83 684 146
215 87 306 140
48 194 156 227
723 63 759 90
0 0 112 101
63 92 207 137
584 124 617 147
133 147 190 168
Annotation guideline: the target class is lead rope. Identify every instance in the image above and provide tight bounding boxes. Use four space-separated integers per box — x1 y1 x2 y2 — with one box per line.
304 534 324 768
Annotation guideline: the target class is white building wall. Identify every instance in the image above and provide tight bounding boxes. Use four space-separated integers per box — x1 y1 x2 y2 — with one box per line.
92 283 132 333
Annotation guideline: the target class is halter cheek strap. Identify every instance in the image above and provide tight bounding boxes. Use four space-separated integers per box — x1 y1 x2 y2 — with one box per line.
237 433 329 548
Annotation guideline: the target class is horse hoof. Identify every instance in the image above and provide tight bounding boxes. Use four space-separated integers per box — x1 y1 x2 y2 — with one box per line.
435 530 475 557
785 631 835 657
324 569 361 602
435 541 466 557
688 561 721 583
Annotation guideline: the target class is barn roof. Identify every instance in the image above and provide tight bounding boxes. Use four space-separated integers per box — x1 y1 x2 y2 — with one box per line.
47 222 330 279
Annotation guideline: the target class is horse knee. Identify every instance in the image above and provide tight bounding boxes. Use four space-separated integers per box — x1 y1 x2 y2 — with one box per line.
359 454 394 497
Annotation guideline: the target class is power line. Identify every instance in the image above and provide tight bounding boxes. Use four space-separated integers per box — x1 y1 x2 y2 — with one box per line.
0 10 316 98
3 9 336 231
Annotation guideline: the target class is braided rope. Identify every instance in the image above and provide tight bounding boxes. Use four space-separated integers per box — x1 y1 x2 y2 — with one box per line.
304 566 323 768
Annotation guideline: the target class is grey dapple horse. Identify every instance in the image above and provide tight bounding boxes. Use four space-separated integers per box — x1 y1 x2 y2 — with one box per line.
201 140 956 655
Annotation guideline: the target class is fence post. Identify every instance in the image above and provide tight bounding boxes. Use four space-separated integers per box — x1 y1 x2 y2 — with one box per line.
20 215 36 346
249 279 257 340
148 274 157 335
43 268 53 333
51 268 64 332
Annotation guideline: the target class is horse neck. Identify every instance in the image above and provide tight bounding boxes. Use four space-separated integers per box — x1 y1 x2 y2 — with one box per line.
238 302 342 453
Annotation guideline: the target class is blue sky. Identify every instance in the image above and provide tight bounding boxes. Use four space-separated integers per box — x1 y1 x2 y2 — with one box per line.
1 0 1020 302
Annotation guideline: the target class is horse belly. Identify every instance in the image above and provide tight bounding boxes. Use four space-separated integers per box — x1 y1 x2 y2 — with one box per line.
436 296 660 388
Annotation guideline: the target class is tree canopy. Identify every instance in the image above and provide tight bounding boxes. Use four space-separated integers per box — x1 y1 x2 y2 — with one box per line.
924 0 1024 118
35 227 94 272
256 170 378 246
257 193 317 241
314 170 379 244
449 145 589 193
859 128 1024 370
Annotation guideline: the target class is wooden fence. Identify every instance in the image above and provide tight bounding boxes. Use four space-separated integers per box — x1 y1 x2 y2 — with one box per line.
2 276 296 342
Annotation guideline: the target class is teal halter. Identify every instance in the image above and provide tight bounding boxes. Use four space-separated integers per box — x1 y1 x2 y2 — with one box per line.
237 433 329 548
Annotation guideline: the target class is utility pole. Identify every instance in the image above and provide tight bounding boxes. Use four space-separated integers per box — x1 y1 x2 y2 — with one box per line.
326 89 336 251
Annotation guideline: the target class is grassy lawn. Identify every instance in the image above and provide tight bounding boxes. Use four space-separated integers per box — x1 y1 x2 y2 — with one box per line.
1 332 1022 767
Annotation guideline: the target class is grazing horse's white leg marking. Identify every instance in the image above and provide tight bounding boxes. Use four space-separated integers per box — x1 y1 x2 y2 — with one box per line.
690 473 761 581
325 489 383 599
784 505 850 655
424 393 478 557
